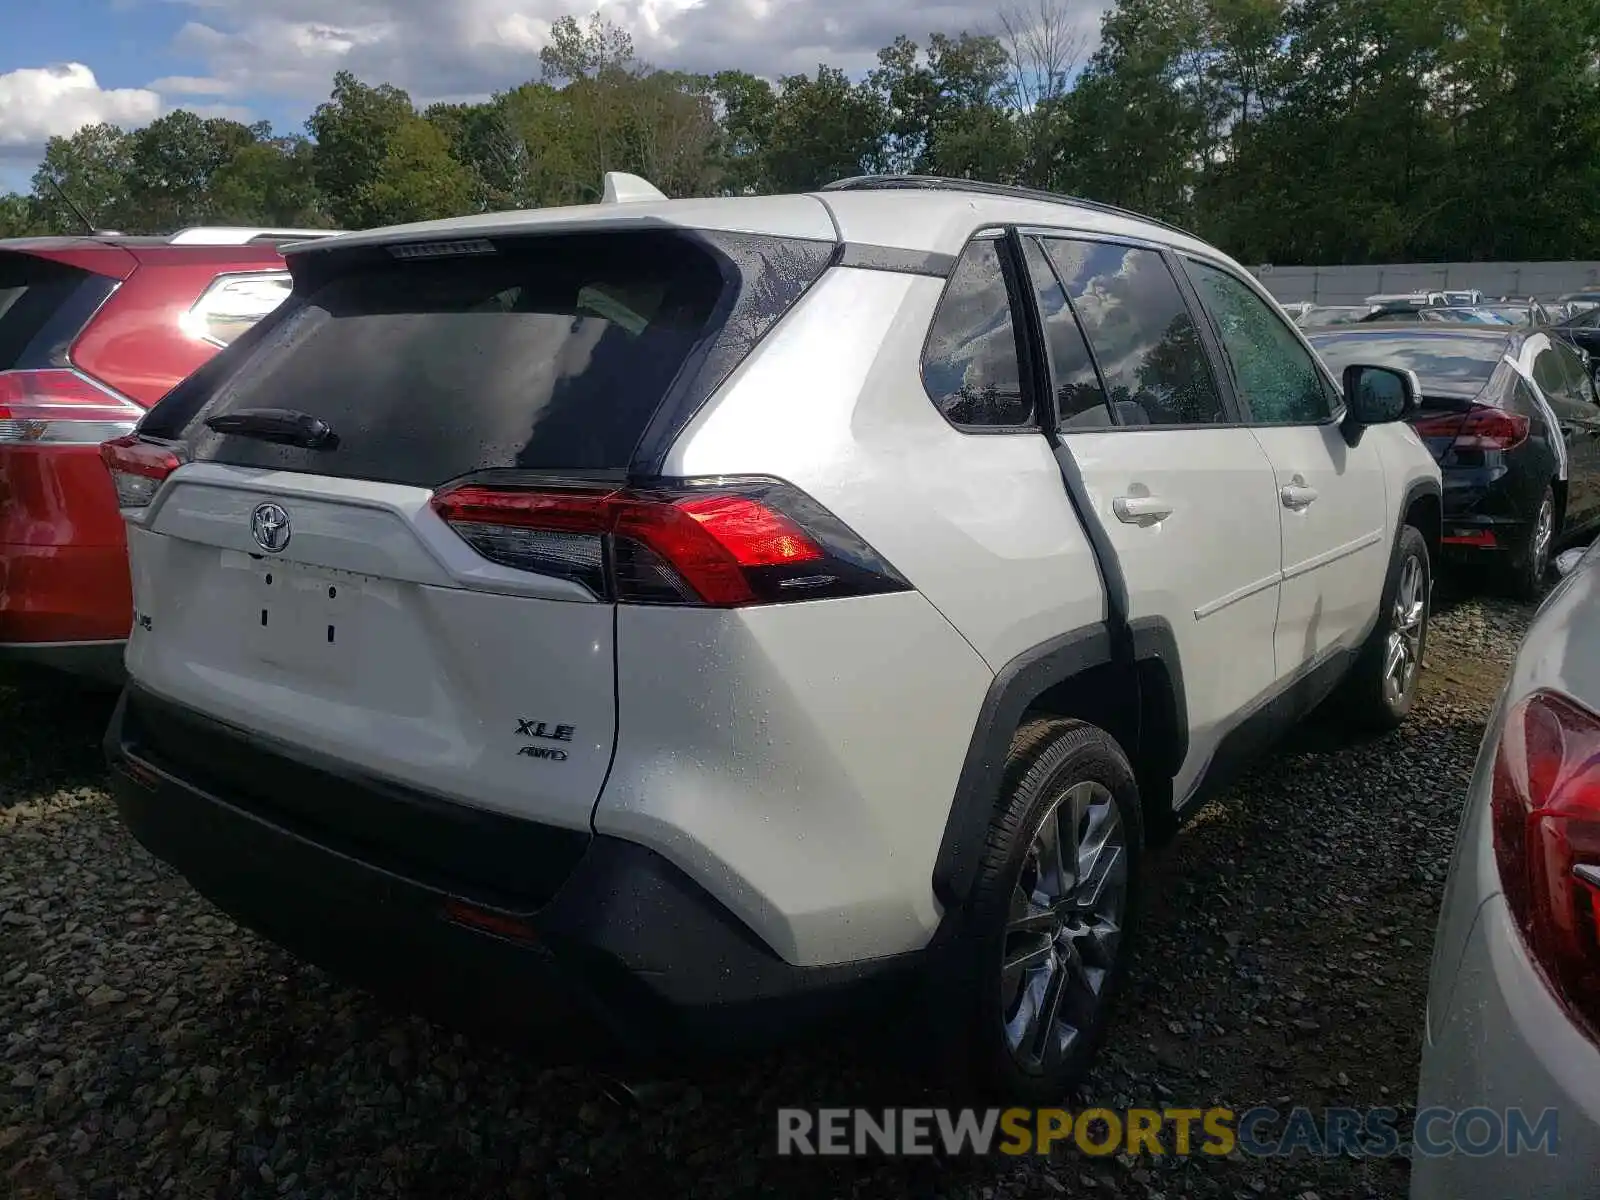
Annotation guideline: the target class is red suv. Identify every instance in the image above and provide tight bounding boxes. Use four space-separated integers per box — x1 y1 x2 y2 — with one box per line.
0 227 336 680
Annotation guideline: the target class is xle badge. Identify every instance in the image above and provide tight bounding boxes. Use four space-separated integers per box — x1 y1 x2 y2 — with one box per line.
517 718 575 763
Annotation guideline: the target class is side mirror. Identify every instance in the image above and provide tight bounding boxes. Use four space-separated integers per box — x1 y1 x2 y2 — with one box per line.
1340 364 1420 447
1555 546 1588 580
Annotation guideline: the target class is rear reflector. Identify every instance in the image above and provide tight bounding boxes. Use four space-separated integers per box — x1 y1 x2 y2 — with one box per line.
441 898 540 944
0 368 143 446
431 477 908 607
1414 404 1529 451
1443 529 1499 547
100 434 184 508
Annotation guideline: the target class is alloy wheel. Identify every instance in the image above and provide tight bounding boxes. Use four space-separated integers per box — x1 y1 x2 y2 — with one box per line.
1000 780 1128 1075
1382 552 1427 709
1532 495 1554 583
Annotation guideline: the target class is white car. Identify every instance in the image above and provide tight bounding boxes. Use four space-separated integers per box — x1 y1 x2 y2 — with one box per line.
1414 542 1600 1195
101 173 1441 1099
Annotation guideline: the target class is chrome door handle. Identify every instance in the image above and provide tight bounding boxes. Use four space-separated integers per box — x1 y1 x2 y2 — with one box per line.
1112 495 1174 526
1281 484 1319 510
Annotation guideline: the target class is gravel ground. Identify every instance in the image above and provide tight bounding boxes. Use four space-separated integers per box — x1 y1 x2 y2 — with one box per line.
1 589 1535 1199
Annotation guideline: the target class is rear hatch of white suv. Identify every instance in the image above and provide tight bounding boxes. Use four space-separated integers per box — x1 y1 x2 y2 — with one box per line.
105 224 840 901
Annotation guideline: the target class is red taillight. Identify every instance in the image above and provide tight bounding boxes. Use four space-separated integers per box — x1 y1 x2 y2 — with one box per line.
100 434 183 508
0 368 143 447
430 478 901 607
1492 690 1600 1038
1414 404 1529 451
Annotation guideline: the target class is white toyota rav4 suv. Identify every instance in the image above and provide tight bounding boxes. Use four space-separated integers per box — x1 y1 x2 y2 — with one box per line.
102 174 1440 1099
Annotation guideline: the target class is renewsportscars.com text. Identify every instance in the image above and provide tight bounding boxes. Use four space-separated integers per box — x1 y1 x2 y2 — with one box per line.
776 1106 1559 1158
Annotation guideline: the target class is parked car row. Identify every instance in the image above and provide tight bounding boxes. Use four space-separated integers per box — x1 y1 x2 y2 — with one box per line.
1307 325 1600 598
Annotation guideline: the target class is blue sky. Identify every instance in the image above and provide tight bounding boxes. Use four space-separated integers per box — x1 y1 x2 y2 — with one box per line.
0 0 1106 193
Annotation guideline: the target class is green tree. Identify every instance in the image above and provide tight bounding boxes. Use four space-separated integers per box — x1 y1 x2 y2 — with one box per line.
306 71 420 227
124 111 261 230
0 193 49 237
426 100 529 210
359 117 478 224
31 123 134 231
764 66 888 191
871 33 1021 179
208 135 327 226
710 70 776 193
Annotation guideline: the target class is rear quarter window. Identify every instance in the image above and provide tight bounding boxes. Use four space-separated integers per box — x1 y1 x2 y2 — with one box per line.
149 230 833 486
0 254 114 371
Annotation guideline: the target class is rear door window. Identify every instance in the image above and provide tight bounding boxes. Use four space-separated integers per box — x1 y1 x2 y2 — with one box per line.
1039 238 1226 426
1020 237 1111 429
1533 344 1578 403
1553 342 1595 403
921 237 1031 428
158 230 831 486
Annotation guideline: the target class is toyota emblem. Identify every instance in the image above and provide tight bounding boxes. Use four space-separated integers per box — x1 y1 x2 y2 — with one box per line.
250 502 291 553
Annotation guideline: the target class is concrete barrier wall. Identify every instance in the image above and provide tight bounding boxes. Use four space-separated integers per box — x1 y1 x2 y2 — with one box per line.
1247 262 1600 305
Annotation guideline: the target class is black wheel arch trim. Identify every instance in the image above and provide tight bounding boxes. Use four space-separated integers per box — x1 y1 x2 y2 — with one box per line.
930 616 1188 917
1400 475 1443 563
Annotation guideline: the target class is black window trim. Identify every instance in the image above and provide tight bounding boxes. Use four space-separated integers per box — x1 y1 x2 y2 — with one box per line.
918 228 1042 436
1176 252 1347 429
1011 225 1245 432
1012 232 1117 434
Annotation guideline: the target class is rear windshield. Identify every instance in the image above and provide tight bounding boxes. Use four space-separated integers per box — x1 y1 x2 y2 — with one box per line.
147 230 832 486
1307 331 1509 398
0 254 102 370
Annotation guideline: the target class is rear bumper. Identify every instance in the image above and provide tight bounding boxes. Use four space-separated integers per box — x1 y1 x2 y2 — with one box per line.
104 685 918 1061
0 638 125 684
1437 512 1528 559
1413 896 1600 1198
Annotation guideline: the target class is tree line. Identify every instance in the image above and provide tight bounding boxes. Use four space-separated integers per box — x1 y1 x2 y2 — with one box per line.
4 0 1598 265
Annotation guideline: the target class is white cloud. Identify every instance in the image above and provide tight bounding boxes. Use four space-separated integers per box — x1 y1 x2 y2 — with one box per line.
0 64 161 153
148 74 237 95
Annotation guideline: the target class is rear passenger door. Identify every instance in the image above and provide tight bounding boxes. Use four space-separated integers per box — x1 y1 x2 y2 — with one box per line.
1532 337 1600 530
1182 257 1390 675
1023 233 1284 804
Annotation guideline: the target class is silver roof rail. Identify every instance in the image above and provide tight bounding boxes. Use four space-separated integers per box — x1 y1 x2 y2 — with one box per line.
166 226 341 246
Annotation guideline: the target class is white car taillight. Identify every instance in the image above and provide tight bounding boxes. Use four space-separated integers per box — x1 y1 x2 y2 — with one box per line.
1492 689 1600 1042
0 367 143 446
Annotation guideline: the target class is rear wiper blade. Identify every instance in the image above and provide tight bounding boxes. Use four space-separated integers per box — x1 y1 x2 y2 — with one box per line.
204 407 338 449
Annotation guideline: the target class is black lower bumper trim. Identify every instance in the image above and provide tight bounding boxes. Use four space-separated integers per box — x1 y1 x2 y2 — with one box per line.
105 687 919 1060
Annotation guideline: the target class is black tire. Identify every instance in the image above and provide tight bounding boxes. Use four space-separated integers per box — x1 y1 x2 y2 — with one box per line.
1337 524 1431 732
936 718 1144 1103
1506 485 1556 602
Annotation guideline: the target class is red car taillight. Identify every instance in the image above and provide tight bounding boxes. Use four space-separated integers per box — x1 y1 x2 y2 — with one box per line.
430 478 909 607
1414 404 1530 451
100 434 183 508
0 368 143 447
1492 689 1600 1039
